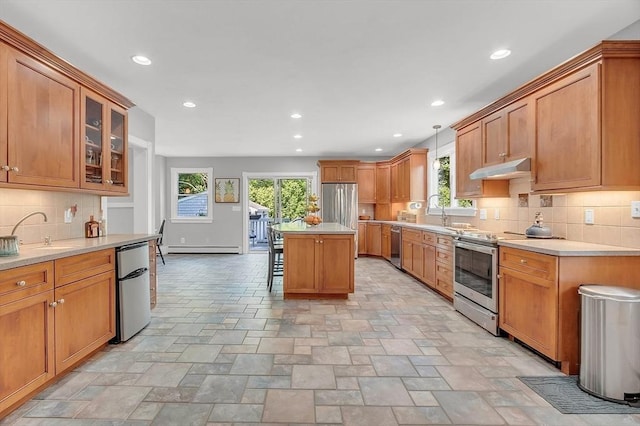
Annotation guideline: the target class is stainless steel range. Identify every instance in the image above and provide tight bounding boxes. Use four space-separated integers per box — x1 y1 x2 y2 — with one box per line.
452 230 524 335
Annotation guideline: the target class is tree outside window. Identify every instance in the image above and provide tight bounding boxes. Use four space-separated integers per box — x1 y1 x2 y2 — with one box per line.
171 168 213 222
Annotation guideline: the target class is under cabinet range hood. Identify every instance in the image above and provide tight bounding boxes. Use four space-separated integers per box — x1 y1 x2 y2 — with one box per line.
469 157 531 180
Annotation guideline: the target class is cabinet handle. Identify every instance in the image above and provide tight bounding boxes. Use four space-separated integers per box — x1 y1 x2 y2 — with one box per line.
497 274 503 279
1 165 9 171
10 166 19 172
499 152 506 157
49 301 57 307
57 298 65 304
520 259 527 264
320 240 324 244
16 280 26 287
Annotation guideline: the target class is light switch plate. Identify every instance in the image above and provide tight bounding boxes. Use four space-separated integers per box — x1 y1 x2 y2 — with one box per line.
494 208 500 220
479 209 487 220
632 201 640 218
584 209 595 225
232 206 241 212
64 208 73 223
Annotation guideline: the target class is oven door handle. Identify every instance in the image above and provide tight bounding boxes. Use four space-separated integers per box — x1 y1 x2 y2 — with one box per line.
453 241 496 255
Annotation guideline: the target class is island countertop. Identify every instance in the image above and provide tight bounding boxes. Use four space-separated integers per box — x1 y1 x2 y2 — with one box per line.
273 222 355 234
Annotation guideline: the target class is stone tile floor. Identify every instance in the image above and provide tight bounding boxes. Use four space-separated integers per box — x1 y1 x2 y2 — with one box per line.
2 253 639 425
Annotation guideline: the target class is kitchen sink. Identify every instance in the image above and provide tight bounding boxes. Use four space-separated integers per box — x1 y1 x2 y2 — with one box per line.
33 245 75 250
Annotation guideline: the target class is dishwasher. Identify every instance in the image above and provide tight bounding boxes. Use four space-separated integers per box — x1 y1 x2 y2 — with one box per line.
113 241 151 343
390 225 402 269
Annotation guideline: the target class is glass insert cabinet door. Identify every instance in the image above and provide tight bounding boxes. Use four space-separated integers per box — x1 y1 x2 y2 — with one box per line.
81 88 127 193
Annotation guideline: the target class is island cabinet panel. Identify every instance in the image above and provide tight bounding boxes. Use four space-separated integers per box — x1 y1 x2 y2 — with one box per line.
357 163 376 203
148 240 157 309
0 264 55 416
283 233 354 297
4 44 80 189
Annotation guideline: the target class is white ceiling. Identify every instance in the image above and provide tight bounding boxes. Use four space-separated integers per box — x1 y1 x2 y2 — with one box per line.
1 1 639 158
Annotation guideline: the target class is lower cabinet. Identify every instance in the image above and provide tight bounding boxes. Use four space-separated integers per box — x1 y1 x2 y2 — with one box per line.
0 249 116 416
421 232 436 287
0 262 55 415
498 246 640 374
283 233 354 297
434 235 453 299
381 224 391 260
366 223 381 256
357 223 367 255
401 228 422 278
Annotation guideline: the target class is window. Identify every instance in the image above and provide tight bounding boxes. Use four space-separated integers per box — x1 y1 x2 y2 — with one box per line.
171 168 213 223
428 143 475 216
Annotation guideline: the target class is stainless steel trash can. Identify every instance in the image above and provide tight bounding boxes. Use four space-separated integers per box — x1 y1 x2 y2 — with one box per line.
578 285 640 405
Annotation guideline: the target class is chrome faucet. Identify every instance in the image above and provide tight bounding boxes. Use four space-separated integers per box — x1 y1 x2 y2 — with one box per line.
426 194 449 227
11 211 48 236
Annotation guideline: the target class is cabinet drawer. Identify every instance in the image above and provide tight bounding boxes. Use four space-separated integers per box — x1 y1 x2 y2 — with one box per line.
436 235 453 251
422 231 436 245
500 247 557 281
436 261 452 280
436 248 453 264
55 248 115 287
402 228 422 243
0 262 54 305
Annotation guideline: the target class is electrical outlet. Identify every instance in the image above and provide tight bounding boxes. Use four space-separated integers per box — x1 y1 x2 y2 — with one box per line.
180 237 186 244
584 209 595 225
494 208 500 220
479 209 487 220
632 201 640 218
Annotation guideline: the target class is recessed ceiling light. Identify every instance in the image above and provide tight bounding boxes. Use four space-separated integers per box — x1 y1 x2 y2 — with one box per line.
393 133 402 138
183 101 196 108
131 55 152 66
290 113 302 119
375 148 383 152
296 148 303 152
431 100 445 107
293 134 302 139
490 49 511 60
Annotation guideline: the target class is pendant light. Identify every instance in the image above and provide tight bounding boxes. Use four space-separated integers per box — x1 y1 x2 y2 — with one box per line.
432 124 441 170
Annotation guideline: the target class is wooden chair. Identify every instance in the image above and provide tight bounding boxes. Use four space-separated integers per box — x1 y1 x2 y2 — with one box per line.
266 225 283 291
156 219 166 265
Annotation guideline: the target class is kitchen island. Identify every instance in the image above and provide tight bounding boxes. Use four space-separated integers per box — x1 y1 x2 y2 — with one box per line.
273 223 355 299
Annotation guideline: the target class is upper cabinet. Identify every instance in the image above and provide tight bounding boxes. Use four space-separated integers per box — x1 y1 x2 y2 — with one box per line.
481 97 533 167
390 149 427 202
0 21 134 195
81 88 128 193
318 160 359 183
455 123 509 198
356 163 376 203
453 40 640 194
2 44 79 188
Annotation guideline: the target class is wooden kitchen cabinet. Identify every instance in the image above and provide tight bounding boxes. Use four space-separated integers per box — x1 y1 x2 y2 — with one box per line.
421 231 436 287
401 228 423 279
481 97 533 166
434 235 453 299
381 224 391 260
357 222 367 255
81 88 128 193
499 248 559 359
366 223 381 256
1 43 80 188
0 262 55 415
390 149 427 202
357 163 376 203
499 246 640 374
53 249 115 374
0 21 133 195
374 162 392 220
318 160 359 183
283 233 354 297
456 122 509 198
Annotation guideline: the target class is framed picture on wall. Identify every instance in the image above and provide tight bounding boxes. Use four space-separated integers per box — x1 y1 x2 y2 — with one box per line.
215 178 240 203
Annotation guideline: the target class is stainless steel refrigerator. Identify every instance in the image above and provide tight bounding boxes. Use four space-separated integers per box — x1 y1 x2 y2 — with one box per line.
321 183 358 257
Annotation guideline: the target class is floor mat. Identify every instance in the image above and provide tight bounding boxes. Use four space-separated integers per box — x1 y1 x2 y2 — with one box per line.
518 375 640 414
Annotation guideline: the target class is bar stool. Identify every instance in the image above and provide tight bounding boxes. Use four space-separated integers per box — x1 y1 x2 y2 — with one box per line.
267 225 284 291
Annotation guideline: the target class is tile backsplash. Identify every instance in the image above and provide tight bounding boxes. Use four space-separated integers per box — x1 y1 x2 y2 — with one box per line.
477 178 640 249
0 188 102 245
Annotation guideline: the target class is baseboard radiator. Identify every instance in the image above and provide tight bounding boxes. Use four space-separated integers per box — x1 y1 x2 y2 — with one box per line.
167 245 241 254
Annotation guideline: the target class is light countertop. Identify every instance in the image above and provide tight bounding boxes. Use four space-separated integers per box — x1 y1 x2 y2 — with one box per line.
0 234 158 271
273 222 355 234
498 239 640 257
